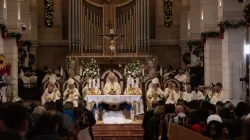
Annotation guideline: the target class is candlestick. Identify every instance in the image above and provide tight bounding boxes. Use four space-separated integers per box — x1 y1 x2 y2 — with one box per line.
142 69 145 76
93 79 96 87
97 78 100 88
88 79 92 88
60 67 63 76
80 66 83 76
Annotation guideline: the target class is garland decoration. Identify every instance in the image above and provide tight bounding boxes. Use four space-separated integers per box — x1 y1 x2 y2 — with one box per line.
0 54 11 75
218 21 247 39
187 40 201 51
19 41 32 52
125 59 142 78
201 32 220 46
243 3 250 25
29 54 35 66
164 0 173 27
0 24 8 39
83 59 99 78
182 52 191 65
44 0 54 27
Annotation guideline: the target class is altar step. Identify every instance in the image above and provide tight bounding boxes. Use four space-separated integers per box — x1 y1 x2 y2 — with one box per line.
93 122 144 140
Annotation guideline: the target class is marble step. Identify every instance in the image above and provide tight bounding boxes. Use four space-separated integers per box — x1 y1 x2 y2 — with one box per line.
93 124 144 137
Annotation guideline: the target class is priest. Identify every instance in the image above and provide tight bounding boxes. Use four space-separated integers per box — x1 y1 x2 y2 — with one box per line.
164 82 179 104
41 77 60 105
124 77 142 95
103 72 121 95
146 78 164 109
209 82 224 104
42 69 57 83
63 78 81 107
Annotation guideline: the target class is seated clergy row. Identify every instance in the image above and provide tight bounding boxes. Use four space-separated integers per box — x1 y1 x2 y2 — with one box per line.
146 78 224 109
41 72 142 107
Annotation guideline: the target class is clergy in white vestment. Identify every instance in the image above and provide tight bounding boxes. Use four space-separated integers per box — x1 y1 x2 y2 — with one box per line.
63 78 81 107
146 78 164 109
42 69 57 83
124 77 142 95
209 82 224 104
182 85 193 102
41 77 60 105
191 86 204 100
164 82 179 104
174 70 187 90
103 72 121 95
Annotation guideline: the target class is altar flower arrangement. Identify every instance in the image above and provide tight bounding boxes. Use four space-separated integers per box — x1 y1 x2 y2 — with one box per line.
83 59 99 78
125 59 142 77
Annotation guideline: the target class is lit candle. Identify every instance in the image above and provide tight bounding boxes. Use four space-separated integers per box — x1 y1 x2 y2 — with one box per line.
88 79 92 88
160 67 162 76
142 69 145 76
136 78 139 87
97 78 100 88
131 77 134 88
60 67 63 76
127 76 131 87
97 68 100 76
93 79 96 88
79 66 83 76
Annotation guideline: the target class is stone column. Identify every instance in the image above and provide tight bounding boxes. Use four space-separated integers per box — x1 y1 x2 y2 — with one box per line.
220 0 246 104
180 2 190 68
189 0 201 40
6 0 20 32
202 0 222 85
30 0 38 69
3 39 18 99
0 0 7 25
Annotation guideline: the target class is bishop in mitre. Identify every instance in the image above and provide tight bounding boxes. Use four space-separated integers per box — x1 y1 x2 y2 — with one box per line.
146 78 164 109
41 77 60 105
124 77 142 95
63 78 81 107
164 82 179 104
103 72 121 95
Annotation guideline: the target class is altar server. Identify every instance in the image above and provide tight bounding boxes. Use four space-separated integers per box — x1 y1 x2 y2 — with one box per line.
42 69 57 83
63 78 81 107
209 82 224 104
191 85 204 100
103 72 121 95
41 77 60 105
124 77 142 95
146 78 164 109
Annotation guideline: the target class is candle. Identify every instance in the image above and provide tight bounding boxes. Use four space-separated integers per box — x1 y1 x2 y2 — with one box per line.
97 68 100 76
93 79 96 88
97 78 100 88
88 79 92 88
79 67 83 76
60 67 63 76
131 78 134 88
160 67 162 76
136 78 139 87
127 76 131 87
124 68 126 75
142 69 145 76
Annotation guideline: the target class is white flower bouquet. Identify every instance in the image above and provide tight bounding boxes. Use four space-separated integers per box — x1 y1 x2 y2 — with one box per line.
125 59 142 77
83 59 99 78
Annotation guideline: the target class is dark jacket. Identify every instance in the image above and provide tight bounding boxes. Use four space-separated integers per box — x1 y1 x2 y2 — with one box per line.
146 117 160 140
0 131 22 140
28 130 60 140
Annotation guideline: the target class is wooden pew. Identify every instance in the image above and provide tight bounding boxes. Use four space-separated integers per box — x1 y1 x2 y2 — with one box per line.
169 123 212 140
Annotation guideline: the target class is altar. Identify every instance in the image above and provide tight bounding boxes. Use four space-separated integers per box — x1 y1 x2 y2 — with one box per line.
85 95 144 115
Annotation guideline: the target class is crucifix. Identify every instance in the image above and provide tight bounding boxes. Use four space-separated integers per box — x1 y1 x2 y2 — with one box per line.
98 20 124 65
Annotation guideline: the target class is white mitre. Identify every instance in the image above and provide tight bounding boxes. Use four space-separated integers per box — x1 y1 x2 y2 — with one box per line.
207 115 222 124
68 78 75 85
49 77 56 85
152 78 159 85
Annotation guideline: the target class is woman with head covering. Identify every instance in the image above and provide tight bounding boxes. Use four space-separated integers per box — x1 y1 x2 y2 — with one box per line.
41 77 60 105
206 114 227 140
103 72 121 95
146 78 164 109
63 78 81 107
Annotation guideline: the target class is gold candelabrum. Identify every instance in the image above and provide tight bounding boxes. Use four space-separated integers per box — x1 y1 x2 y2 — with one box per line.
88 87 97 95
127 87 140 95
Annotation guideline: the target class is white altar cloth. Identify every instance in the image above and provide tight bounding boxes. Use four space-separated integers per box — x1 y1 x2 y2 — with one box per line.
85 95 144 114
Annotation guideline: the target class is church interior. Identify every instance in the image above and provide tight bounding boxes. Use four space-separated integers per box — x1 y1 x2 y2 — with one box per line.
1 0 250 140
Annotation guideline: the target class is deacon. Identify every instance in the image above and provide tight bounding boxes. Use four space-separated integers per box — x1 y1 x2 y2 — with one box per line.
146 78 164 109
164 82 179 104
41 77 60 105
103 72 121 95
124 77 142 95
63 78 81 107
42 69 57 83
